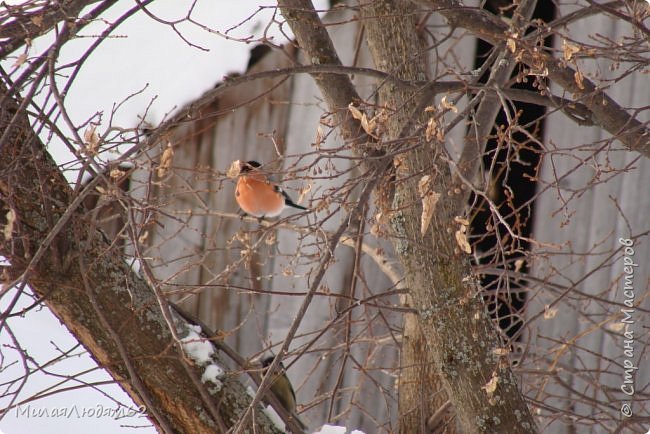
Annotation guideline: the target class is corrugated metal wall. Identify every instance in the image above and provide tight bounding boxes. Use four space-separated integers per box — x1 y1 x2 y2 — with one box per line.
129 46 296 363
527 2 650 432
129 4 476 431
128 1 648 432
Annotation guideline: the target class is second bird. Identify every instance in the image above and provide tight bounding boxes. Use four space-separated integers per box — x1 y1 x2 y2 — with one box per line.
235 160 307 218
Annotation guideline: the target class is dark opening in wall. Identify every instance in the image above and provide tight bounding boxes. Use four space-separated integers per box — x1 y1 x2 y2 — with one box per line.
469 0 556 344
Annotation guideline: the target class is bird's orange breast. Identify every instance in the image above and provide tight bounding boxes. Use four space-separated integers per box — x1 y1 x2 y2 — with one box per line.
235 176 285 218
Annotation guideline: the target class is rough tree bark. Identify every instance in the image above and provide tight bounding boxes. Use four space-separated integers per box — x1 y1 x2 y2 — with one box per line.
0 0 118 58
278 0 539 432
359 3 452 433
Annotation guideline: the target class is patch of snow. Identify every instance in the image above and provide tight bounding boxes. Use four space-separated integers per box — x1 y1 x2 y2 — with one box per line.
313 425 366 434
180 324 214 365
201 364 224 388
262 404 286 432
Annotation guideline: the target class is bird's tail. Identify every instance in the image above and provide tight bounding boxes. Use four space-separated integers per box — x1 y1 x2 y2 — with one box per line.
282 190 308 211
287 201 308 211
288 413 307 432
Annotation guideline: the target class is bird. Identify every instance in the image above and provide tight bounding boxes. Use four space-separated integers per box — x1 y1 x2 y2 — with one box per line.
234 160 308 218
260 355 306 431
261 356 297 415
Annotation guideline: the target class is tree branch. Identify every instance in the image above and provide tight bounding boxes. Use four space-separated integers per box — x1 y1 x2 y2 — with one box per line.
457 0 539 186
411 0 650 157
0 0 113 58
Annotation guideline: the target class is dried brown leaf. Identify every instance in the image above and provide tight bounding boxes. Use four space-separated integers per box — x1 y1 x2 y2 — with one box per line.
418 176 440 235
12 53 28 68
109 168 125 180
313 126 324 147
348 103 377 136
418 176 431 197
30 15 44 27
562 40 580 61
574 70 585 90
360 114 373 135
83 124 100 155
483 371 499 396
227 160 241 178
425 117 437 142
455 228 472 254
297 182 311 205
393 155 409 176
265 231 276 246
157 144 174 178
514 258 525 273
543 305 558 319
348 103 364 121
138 231 149 244
607 322 625 332
440 96 458 113
4 209 16 240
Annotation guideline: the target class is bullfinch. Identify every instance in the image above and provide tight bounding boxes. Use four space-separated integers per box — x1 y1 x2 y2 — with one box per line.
235 160 307 218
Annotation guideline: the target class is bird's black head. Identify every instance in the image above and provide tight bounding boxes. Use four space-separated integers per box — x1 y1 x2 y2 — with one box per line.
261 355 285 370
241 160 261 173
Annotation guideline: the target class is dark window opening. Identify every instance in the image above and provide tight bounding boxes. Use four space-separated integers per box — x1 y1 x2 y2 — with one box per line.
469 0 556 345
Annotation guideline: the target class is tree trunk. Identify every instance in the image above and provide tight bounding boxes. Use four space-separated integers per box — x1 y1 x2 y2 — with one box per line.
361 2 538 431
358 2 454 432
278 0 539 432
